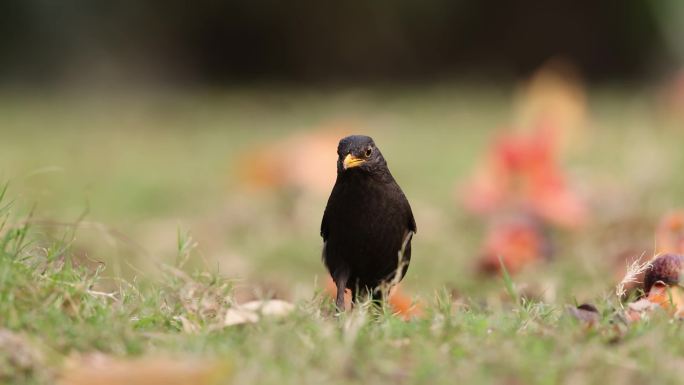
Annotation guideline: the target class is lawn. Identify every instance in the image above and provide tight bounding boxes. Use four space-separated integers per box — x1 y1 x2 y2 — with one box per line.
1 85 684 384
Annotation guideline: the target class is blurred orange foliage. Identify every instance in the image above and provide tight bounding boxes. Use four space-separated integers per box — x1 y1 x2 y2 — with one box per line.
462 123 587 229
238 123 354 196
656 210 684 255
478 215 551 275
514 57 588 151
465 60 589 275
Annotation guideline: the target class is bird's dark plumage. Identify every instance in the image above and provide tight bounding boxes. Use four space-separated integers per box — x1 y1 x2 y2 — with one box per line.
321 135 416 310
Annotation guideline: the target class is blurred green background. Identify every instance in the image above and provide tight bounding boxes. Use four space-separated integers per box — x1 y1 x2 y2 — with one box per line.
1 1 684 303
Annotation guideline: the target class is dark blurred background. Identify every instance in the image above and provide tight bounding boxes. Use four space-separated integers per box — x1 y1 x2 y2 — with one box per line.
1 0 681 86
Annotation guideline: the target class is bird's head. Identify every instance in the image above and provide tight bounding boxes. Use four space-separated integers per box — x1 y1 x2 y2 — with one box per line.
336 135 386 174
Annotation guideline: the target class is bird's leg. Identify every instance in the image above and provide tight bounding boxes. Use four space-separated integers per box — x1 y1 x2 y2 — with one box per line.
333 268 350 312
372 286 387 311
372 288 385 303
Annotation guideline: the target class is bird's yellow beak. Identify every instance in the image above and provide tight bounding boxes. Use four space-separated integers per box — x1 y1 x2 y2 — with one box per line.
343 154 365 170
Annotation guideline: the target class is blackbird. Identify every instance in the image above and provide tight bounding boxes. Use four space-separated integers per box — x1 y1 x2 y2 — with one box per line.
321 135 416 310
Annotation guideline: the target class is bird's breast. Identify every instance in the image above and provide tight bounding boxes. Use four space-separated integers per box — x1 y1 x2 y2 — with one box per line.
327 179 407 254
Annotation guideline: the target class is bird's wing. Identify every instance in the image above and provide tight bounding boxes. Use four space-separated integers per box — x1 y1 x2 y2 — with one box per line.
399 197 416 266
406 201 417 234
320 206 330 241
400 229 414 257
321 181 341 241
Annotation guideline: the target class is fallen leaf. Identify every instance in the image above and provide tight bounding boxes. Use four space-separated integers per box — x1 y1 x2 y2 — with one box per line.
224 299 294 326
59 355 231 385
646 282 684 316
0 329 44 382
625 298 661 323
567 303 601 329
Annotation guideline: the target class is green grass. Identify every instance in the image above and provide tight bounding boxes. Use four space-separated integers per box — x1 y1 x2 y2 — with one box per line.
1 214 682 385
1 86 684 384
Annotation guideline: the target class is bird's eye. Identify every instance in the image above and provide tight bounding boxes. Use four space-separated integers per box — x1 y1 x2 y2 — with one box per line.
364 148 373 157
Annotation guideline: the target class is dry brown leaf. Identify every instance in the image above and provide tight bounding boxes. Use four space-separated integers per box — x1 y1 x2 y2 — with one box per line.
625 280 684 323
59 354 231 385
0 329 44 381
224 299 294 326
625 298 661 323
647 282 684 317
567 303 600 329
